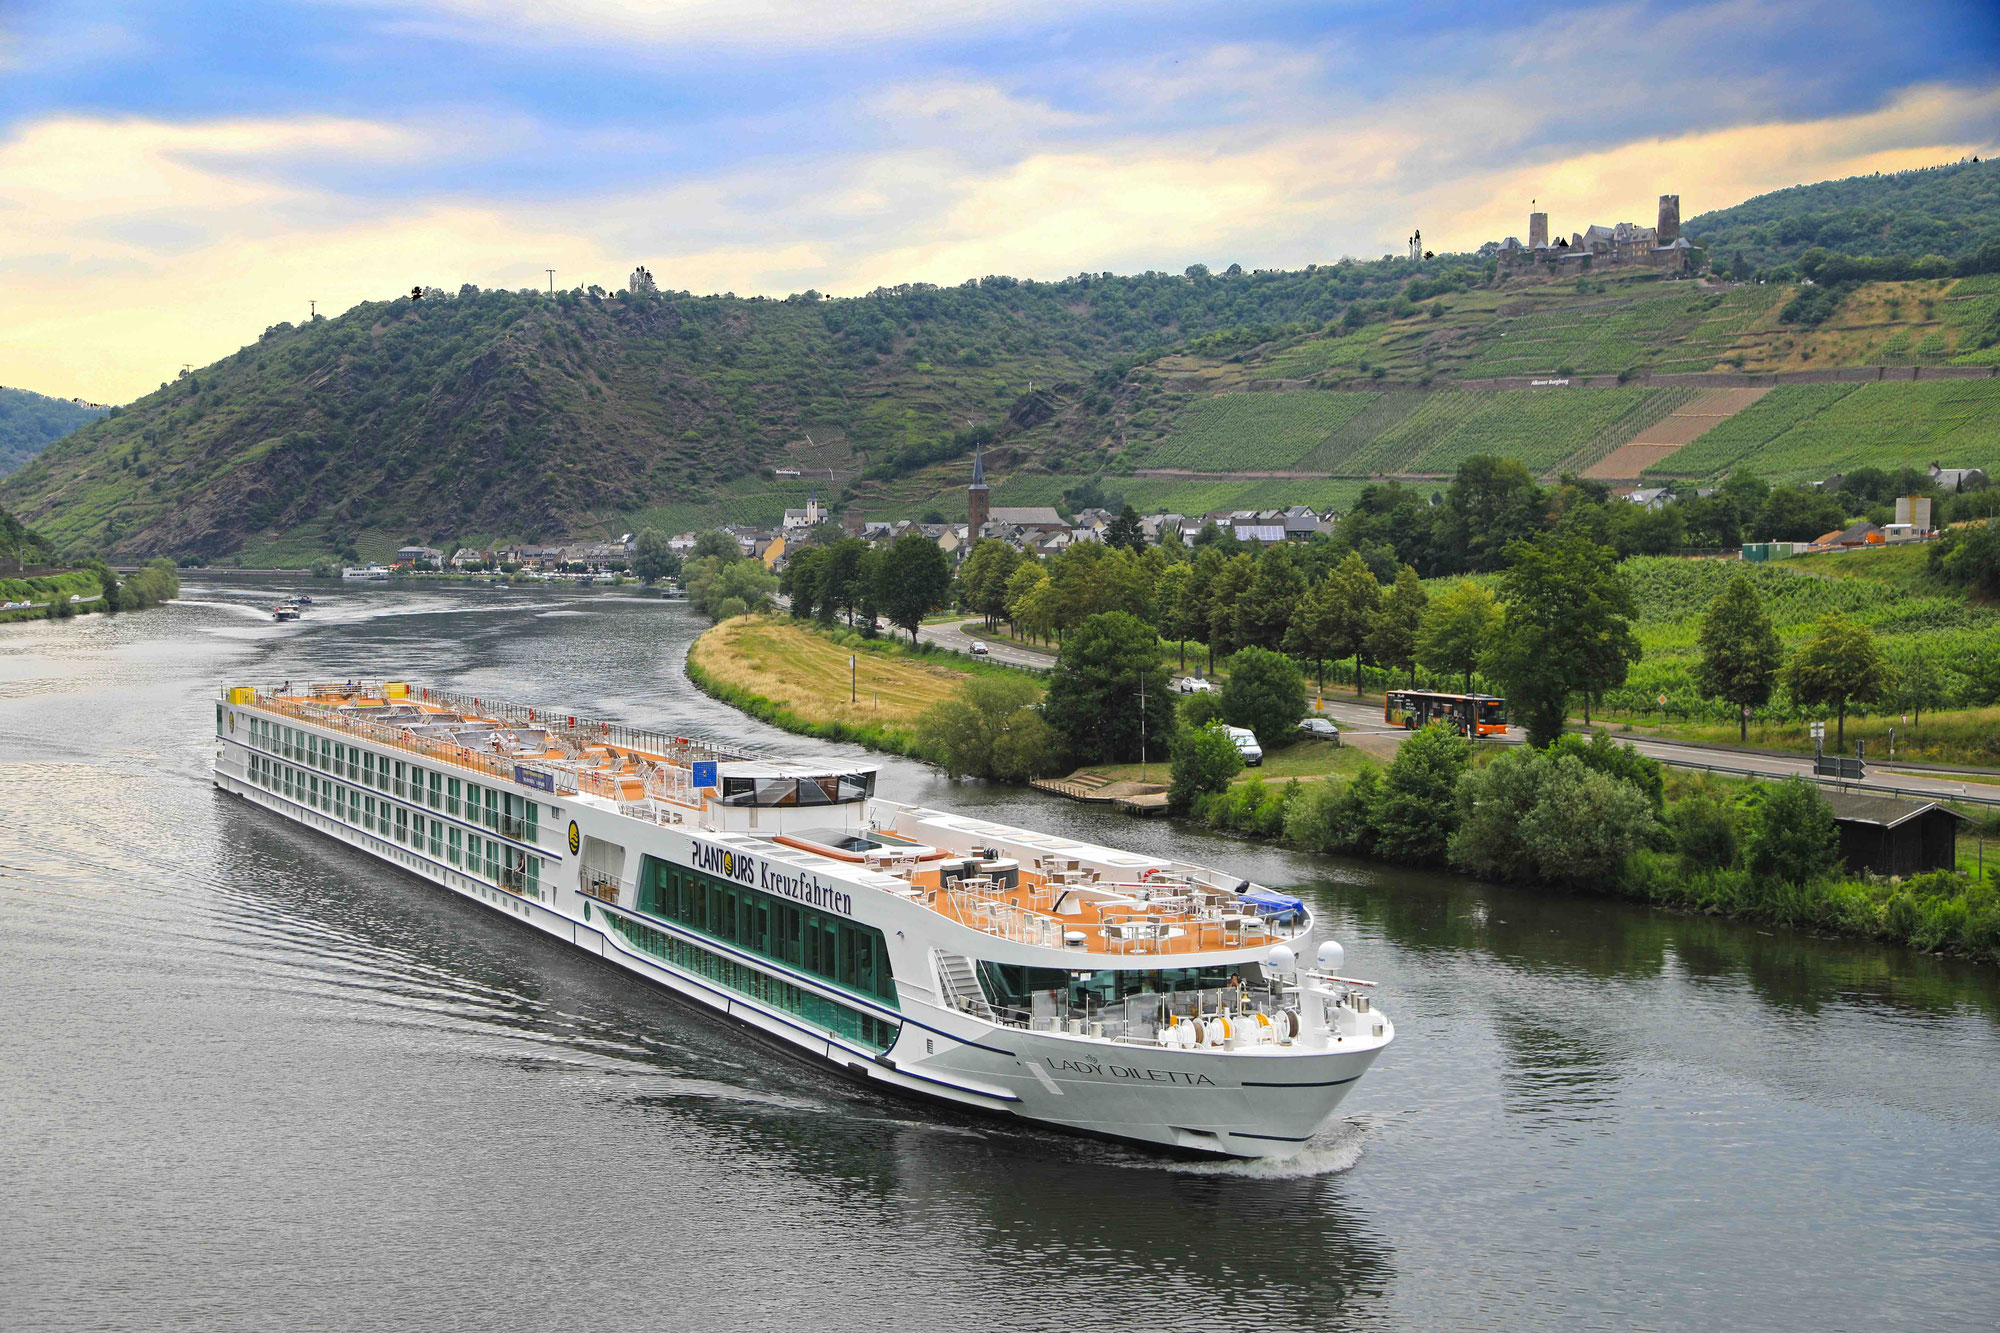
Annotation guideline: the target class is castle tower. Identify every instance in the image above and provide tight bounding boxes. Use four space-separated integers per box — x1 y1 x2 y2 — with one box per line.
1657 194 1680 245
967 447 989 543
1529 208 1549 250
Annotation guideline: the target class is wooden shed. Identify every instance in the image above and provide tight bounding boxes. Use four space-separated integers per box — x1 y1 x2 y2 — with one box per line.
1820 792 1966 878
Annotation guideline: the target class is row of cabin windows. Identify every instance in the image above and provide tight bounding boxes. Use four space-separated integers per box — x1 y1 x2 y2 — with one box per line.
637 856 897 1006
245 754 540 897
244 716 540 843
599 908 899 1053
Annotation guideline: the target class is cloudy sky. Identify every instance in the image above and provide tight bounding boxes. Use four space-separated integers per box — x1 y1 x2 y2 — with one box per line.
3 0 1996 403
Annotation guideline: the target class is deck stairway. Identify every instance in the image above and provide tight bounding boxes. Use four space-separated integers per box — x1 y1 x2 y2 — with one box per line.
935 952 996 1020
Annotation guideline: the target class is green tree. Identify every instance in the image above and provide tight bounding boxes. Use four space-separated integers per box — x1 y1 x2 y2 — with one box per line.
1218 647 1307 747
1046 542 1150 633
1169 722 1243 812
1744 777 1839 884
916 675 1061 782
1373 722 1471 865
1449 748 1656 886
1006 564 1052 643
956 538 1022 628
819 537 871 626
1367 564 1428 687
687 556 777 621
692 529 740 562
1152 563 1195 670
1414 580 1499 692
874 535 953 643
1281 576 1340 691
87 560 120 610
1785 612 1890 748
1323 549 1381 697
1484 536 1639 746
1204 553 1256 667
1546 731 1664 808
1753 485 1846 543
631 528 679 584
1235 545 1306 652
1898 644 1946 727
1105 504 1146 551
780 546 825 620
1694 574 1783 740
1043 611 1176 764
1669 788 1740 873
1448 455 1545 572
1929 519 2000 597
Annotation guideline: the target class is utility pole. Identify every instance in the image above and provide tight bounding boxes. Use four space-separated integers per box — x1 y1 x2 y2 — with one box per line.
1139 671 1148 782
546 269 556 295
309 300 316 320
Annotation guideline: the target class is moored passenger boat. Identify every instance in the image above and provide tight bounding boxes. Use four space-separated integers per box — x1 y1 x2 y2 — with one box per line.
211 680 1393 1158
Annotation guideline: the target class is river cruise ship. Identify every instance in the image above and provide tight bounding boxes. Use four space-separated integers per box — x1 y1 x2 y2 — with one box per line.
212 680 1393 1158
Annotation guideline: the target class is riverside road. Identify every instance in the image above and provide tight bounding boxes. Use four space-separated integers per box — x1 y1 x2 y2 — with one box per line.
914 619 2000 808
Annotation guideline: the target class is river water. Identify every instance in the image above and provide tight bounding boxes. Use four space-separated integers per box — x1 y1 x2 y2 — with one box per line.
4 576 1997 1331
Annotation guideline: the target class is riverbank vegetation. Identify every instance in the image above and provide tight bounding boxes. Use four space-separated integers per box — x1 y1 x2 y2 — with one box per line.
1186 725 1999 963
1 558 178 624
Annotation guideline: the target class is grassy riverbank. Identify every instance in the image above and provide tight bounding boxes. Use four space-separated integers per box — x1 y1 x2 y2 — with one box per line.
685 615 1041 755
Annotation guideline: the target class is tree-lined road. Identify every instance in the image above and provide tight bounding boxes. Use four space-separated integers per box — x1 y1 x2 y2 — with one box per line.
916 617 2000 808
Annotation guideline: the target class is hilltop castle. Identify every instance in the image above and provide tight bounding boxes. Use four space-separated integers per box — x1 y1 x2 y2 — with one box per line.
1496 194 1693 274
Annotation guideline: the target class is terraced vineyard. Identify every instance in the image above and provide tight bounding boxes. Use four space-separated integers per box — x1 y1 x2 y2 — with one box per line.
1177 272 2000 392
986 472 1366 518
1643 379 2000 481
1129 392 1379 470
1604 551 2000 719
1132 385 1700 479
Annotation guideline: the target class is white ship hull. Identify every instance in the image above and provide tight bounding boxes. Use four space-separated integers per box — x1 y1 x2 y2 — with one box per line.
211 682 1392 1159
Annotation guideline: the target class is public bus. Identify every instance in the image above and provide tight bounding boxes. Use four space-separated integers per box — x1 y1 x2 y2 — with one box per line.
1383 690 1509 737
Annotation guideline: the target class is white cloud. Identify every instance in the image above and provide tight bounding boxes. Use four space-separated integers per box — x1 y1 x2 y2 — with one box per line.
4 73 1996 403
330 0 1174 51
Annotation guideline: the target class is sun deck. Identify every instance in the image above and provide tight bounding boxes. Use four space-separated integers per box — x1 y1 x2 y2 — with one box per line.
222 679 738 807
223 681 1305 961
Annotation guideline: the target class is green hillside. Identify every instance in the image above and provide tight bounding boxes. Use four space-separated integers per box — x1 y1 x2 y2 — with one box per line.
1686 158 2000 271
14 158 2000 557
0 387 108 479
0 262 1472 560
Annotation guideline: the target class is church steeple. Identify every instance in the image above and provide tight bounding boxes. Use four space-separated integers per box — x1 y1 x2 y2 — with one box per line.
967 446 989 542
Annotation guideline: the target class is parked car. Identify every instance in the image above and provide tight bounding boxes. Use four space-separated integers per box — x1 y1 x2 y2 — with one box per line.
970 640 989 656
1222 725 1263 766
1175 676 1215 694
1297 716 1341 743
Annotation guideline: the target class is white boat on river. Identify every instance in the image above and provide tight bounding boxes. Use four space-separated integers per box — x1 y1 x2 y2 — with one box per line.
212 679 1392 1157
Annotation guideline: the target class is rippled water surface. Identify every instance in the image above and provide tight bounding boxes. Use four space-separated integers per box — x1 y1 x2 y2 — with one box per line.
4 576 1998 1330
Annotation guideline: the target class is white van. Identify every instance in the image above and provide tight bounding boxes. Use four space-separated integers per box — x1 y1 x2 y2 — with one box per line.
1222 725 1263 767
